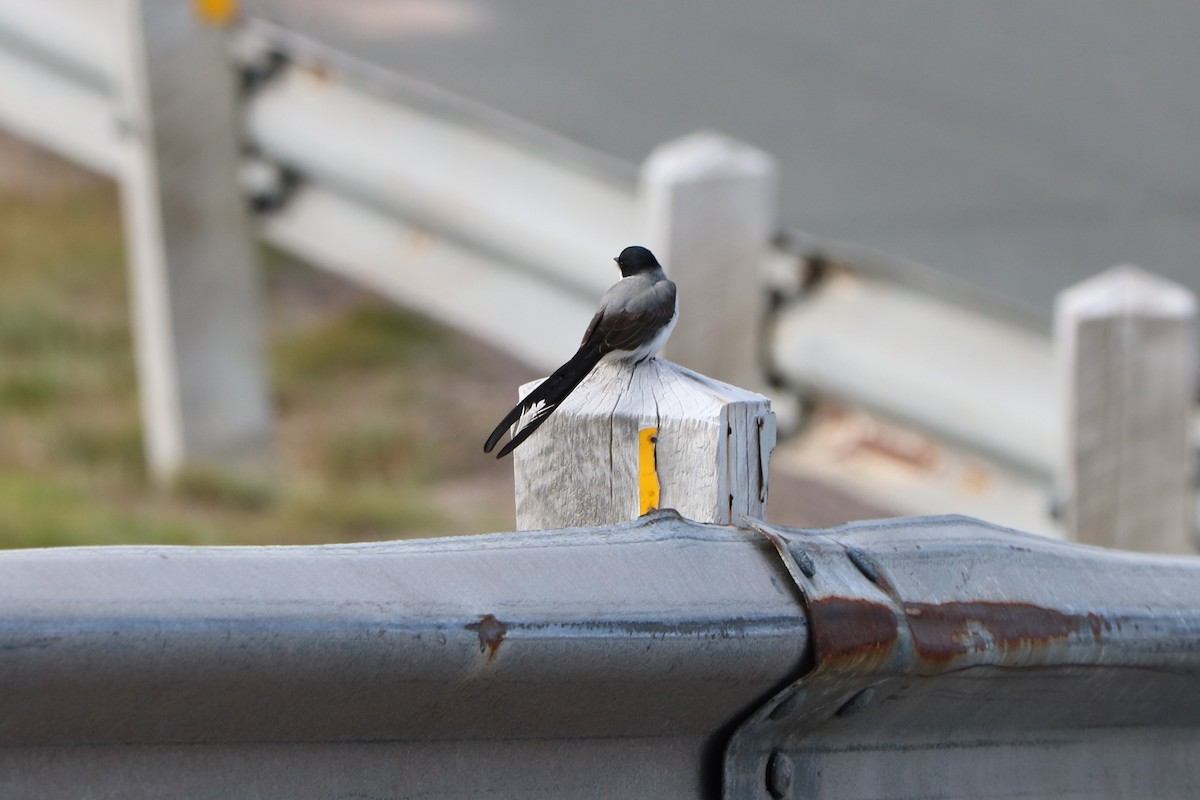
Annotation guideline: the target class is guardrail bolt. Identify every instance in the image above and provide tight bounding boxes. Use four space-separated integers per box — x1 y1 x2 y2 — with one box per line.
788 544 816 578
835 687 875 718
769 689 806 721
766 750 794 798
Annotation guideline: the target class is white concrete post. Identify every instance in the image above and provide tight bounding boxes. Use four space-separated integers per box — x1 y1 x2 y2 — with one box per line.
1056 265 1197 553
513 359 776 531
113 1 273 479
640 132 777 389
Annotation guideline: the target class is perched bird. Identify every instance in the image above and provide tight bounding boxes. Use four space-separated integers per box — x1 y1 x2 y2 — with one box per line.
484 245 678 458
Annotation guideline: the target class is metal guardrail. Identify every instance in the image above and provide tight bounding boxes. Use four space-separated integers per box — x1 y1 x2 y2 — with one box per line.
0 511 806 797
2 512 1199 797
0 0 119 176
727 514 1200 798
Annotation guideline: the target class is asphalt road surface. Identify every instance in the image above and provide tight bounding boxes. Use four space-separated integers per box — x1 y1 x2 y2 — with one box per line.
247 0 1200 324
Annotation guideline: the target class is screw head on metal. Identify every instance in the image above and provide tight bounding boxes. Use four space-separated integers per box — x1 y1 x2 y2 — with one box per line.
835 687 876 718
788 543 816 578
766 750 794 798
769 689 806 721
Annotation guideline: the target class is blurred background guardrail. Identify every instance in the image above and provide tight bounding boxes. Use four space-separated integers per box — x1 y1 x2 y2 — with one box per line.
0 0 1196 552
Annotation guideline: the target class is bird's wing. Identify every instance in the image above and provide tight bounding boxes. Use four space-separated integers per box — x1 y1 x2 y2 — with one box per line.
583 278 677 353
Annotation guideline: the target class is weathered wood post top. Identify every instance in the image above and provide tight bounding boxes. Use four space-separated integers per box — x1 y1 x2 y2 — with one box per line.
1056 264 1198 553
513 358 776 531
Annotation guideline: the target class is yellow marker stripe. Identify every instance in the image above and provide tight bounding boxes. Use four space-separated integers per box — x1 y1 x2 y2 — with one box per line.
193 0 238 26
638 426 660 515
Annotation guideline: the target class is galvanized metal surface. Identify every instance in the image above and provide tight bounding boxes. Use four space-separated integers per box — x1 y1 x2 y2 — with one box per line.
727 515 1200 799
0 0 120 176
0 511 806 798
3 509 1200 797
770 272 1056 478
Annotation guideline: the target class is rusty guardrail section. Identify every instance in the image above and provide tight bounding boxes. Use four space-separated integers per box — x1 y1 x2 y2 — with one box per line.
1 512 1200 797
728 515 1200 798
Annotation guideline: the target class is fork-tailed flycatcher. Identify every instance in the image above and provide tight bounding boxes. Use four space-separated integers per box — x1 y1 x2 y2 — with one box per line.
483 245 678 459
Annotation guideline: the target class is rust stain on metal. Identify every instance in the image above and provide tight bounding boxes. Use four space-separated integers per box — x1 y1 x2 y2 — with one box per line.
820 407 941 472
302 60 333 81
1086 612 1125 637
810 597 900 671
959 461 993 494
904 601 1100 665
806 597 1129 676
466 614 507 662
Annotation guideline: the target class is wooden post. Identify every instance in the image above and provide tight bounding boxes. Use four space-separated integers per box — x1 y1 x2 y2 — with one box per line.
1056 265 1197 553
513 359 776 531
113 0 274 479
640 132 777 389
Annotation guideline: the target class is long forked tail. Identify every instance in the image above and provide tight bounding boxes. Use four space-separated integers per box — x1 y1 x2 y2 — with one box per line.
484 347 603 459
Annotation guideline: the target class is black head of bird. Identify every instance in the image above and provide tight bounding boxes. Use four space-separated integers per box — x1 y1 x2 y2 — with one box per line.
614 245 661 278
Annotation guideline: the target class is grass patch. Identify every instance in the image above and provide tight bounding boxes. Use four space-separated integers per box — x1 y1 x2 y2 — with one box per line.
278 485 449 541
173 467 277 513
0 472 200 549
276 305 452 379
0 152 522 548
0 370 65 412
